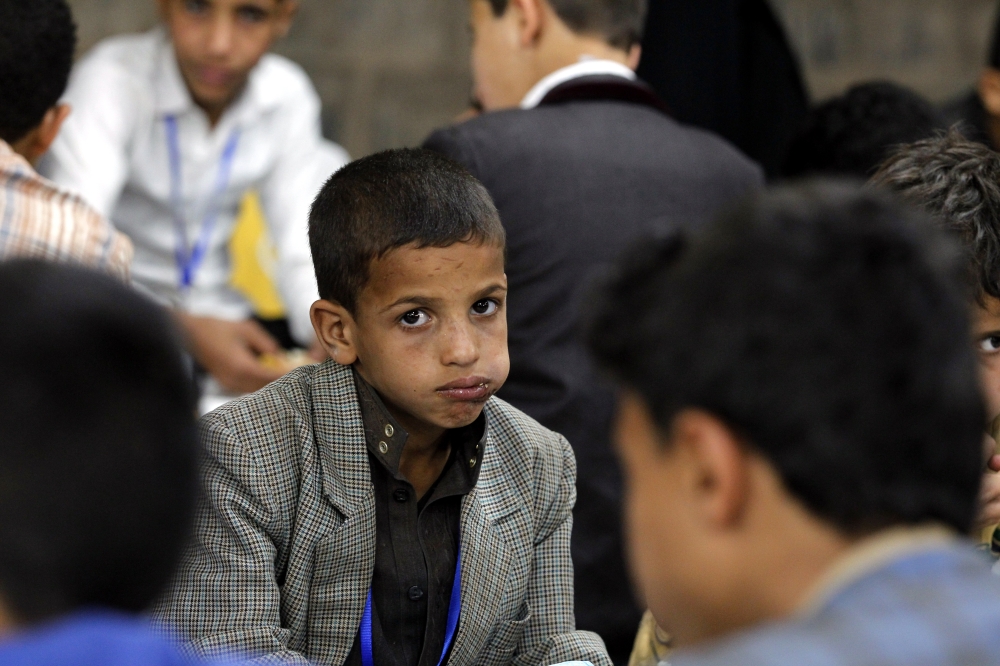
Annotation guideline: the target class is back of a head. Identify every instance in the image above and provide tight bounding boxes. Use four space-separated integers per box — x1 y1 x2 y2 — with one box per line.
782 82 947 179
589 182 984 534
487 0 647 49
309 148 505 313
0 0 76 144
0 261 197 623
871 131 1000 305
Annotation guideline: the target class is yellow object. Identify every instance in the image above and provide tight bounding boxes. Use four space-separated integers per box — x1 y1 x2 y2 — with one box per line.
230 192 287 319
628 610 672 666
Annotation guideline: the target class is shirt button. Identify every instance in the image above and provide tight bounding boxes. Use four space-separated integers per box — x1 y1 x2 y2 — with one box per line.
393 489 408 503
408 586 424 601
379 441 389 454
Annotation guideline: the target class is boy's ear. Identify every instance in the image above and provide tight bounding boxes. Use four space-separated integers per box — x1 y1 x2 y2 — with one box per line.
274 0 299 39
11 104 71 166
508 0 545 48
979 68 1000 118
311 299 360 366
670 410 751 529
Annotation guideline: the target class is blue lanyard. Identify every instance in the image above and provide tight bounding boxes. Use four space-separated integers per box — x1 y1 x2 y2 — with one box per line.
164 115 241 291
361 546 462 666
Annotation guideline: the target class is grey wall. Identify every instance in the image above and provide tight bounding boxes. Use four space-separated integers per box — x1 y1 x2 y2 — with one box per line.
67 0 999 158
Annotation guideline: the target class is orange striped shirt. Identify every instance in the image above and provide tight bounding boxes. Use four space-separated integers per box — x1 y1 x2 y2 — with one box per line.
0 140 132 280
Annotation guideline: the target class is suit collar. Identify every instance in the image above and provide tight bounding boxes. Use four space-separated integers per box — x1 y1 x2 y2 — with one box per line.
538 74 672 116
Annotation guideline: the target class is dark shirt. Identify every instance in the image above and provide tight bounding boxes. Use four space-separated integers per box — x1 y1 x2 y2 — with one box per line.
345 372 484 666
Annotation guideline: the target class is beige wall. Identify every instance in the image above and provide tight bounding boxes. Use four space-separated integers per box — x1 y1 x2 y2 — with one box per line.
67 0 999 158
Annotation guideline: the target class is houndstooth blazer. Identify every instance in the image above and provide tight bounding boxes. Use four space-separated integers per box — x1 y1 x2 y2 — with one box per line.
152 360 612 666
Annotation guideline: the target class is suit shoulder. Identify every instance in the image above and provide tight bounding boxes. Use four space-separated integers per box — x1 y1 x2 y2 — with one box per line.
483 397 572 469
199 364 323 464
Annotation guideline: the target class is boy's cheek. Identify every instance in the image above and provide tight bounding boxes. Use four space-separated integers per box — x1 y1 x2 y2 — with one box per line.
979 356 1000 421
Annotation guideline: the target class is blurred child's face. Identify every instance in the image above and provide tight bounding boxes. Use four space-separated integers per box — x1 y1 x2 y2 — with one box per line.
158 0 296 115
348 241 509 434
973 296 1000 436
468 0 539 111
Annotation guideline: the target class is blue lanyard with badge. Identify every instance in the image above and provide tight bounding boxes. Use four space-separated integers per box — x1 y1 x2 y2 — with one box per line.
360 546 462 666
164 115 241 292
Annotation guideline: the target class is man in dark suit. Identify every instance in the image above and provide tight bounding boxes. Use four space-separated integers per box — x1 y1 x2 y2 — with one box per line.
424 1 763 662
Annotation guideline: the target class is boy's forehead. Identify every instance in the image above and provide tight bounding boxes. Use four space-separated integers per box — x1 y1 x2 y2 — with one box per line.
363 242 506 300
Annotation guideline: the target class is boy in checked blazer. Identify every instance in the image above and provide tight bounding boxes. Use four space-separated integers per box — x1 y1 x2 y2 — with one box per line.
153 149 611 666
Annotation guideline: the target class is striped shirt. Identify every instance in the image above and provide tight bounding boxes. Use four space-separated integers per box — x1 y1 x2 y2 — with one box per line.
0 140 132 280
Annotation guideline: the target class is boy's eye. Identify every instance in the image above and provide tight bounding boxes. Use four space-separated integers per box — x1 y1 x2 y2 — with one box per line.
235 4 270 23
980 336 1000 354
400 310 430 328
183 0 211 15
472 299 498 316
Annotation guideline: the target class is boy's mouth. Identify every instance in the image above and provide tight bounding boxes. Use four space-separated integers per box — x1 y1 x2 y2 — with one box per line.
436 376 493 402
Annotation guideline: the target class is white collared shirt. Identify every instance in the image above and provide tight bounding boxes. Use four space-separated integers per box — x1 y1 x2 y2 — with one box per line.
40 28 348 344
520 57 637 110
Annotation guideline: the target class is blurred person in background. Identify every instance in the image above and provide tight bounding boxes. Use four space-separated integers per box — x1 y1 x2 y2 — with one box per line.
636 0 810 179
0 0 132 279
424 1 762 661
590 183 1000 666
0 260 222 665
872 132 1000 556
782 82 947 180
944 4 1000 152
40 0 348 396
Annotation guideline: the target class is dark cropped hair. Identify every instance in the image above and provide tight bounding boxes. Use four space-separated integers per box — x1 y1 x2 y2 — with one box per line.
0 261 198 623
588 182 984 534
871 131 1000 306
0 0 77 144
487 0 647 49
782 82 946 180
309 148 505 313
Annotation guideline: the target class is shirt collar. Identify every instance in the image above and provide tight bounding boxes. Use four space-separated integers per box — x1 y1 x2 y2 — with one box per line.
353 369 486 488
520 56 637 110
796 524 958 618
0 139 33 176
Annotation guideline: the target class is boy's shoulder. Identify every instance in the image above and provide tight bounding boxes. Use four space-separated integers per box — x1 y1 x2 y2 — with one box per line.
75 29 164 85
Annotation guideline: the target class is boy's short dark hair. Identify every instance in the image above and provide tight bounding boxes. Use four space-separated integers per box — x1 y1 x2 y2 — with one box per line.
871 131 1000 305
487 0 647 49
0 0 76 144
782 82 946 179
309 148 505 313
0 261 197 623
588 182 984 534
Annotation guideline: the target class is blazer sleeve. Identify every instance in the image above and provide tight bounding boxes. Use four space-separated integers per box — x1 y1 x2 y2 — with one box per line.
515 433 613 666
151 416 312 665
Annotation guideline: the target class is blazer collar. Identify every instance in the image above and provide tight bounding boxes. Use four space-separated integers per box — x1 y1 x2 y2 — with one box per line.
311 361 372 519
538 74 672 116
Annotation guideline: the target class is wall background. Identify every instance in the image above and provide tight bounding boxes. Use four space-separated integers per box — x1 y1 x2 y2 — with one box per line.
67 0 1000 159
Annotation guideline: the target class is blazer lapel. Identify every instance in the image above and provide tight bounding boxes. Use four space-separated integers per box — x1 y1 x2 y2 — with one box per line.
448 426 522 665
307 362 377 666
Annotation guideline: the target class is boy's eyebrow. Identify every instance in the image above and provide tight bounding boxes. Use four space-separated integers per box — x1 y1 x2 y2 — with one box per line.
381 283 508 313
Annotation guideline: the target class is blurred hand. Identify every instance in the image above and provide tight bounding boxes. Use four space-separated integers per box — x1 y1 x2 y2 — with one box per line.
176 313 285 394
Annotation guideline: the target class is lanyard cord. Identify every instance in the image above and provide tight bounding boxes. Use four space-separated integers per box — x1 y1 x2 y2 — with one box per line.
361 546 462 666
164 115 241 292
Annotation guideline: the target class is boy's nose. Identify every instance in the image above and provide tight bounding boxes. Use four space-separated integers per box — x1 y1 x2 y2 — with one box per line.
206 16 235 57
441 321 479 367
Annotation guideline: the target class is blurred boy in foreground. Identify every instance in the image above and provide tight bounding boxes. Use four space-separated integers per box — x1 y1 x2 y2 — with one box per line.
42 0 347 394
0 261 215 665
590 183 1000 665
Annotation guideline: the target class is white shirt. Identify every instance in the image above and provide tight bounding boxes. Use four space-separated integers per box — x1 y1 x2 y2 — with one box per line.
41 29 348 344
520 57 637 110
